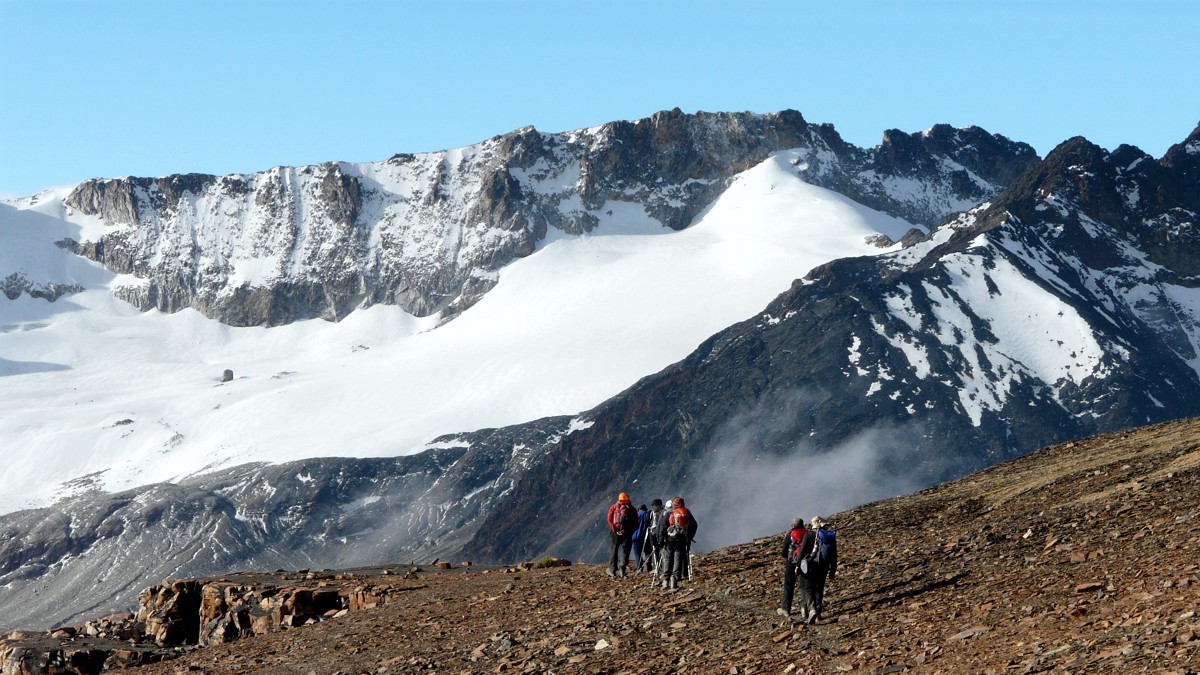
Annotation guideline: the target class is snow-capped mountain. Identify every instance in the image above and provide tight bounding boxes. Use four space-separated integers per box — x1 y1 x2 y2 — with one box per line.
35 109 1033 326
9 109 1193 631
461 122 1200 564
0 110 1031 517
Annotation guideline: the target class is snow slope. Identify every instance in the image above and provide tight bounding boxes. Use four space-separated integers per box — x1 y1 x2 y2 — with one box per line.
0 151 918 514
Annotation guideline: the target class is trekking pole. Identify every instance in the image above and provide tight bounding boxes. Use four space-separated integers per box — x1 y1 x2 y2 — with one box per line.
647 540 659 589
687 540 694 581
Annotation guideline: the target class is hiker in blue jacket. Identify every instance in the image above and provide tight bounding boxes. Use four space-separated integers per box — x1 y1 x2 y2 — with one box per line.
631 504 649 573
798 516 838 624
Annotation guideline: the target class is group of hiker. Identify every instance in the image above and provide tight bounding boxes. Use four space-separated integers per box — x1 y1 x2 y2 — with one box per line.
605 493 839 623
605 493 697 589
779 516 838 624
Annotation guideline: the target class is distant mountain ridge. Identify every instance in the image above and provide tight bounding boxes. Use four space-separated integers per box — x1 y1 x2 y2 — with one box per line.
55 109 1036 326
4 111 1200 634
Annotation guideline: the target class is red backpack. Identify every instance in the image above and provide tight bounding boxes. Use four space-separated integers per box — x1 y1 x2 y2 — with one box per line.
787 528 809 565
667 508 692 540
612 502 634 535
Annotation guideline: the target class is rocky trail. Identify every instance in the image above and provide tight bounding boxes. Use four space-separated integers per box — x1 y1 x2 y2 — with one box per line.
5 417 1200 674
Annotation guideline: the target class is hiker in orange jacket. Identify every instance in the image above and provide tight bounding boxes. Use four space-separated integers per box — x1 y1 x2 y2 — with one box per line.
606 492 638 577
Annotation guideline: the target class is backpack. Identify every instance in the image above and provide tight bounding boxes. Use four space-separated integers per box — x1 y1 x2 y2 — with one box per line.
647 508 666 540
666 508 692 541
813 528 836 565
612 502 633 535
786 528 808 565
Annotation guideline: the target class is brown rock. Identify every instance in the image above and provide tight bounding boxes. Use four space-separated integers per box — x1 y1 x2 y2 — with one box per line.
948 626 989 641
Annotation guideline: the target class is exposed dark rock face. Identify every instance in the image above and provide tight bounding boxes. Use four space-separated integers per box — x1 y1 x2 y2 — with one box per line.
1 273 82 302
58 110 1037 326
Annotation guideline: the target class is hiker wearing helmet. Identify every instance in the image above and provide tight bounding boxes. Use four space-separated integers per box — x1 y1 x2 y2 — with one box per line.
660 496 697 589
777 517 808 618
606 492 638 577
797 516 838 623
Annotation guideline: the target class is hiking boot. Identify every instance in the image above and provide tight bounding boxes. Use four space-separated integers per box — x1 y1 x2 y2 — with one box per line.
617 568 626 578
660 580 669 589
669 577 678 589
807 613 818 625
606 568 615 577
776 608 788 618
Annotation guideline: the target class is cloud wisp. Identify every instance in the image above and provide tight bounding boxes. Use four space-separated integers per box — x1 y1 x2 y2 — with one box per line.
687 390 941 550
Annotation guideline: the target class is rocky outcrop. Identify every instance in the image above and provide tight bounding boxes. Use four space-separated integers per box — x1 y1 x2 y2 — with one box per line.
1 273 82 302
59 110 1037 326
0 568 434 674
138 579 347 646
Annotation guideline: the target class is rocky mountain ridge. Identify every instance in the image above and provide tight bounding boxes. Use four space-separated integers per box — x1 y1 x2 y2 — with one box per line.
456 121 1200 565
51 109 1036 326
4 415 1198 673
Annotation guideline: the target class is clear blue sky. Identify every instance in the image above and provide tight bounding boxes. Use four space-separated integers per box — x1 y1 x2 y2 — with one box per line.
2 0 1197 198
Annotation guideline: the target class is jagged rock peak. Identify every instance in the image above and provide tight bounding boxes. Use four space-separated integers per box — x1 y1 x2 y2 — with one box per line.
1160 120 1200 177
878 124 1039 185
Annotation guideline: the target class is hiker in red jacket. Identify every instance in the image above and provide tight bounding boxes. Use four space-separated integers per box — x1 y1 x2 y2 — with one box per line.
606 492 638 577
660 496 697 589
777 517 808 617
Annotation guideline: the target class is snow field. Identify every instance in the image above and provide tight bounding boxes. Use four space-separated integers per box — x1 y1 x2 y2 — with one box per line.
0 151 919 513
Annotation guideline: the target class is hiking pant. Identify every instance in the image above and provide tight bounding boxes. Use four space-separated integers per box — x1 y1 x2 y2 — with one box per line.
808 564 829 617
609 531 632 574
780 561 798 613
800 564 828 618
632 535 644 570
663 538 687 581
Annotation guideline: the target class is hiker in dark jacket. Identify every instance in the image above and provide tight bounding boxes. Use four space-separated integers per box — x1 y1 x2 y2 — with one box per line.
798 515 838 623
606 492 638 577
631 504 649 573
777 518 808 617
641 498 667 574
660 497 697 589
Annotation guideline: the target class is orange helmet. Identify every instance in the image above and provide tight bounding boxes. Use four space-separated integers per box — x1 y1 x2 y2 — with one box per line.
618 492 631 504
